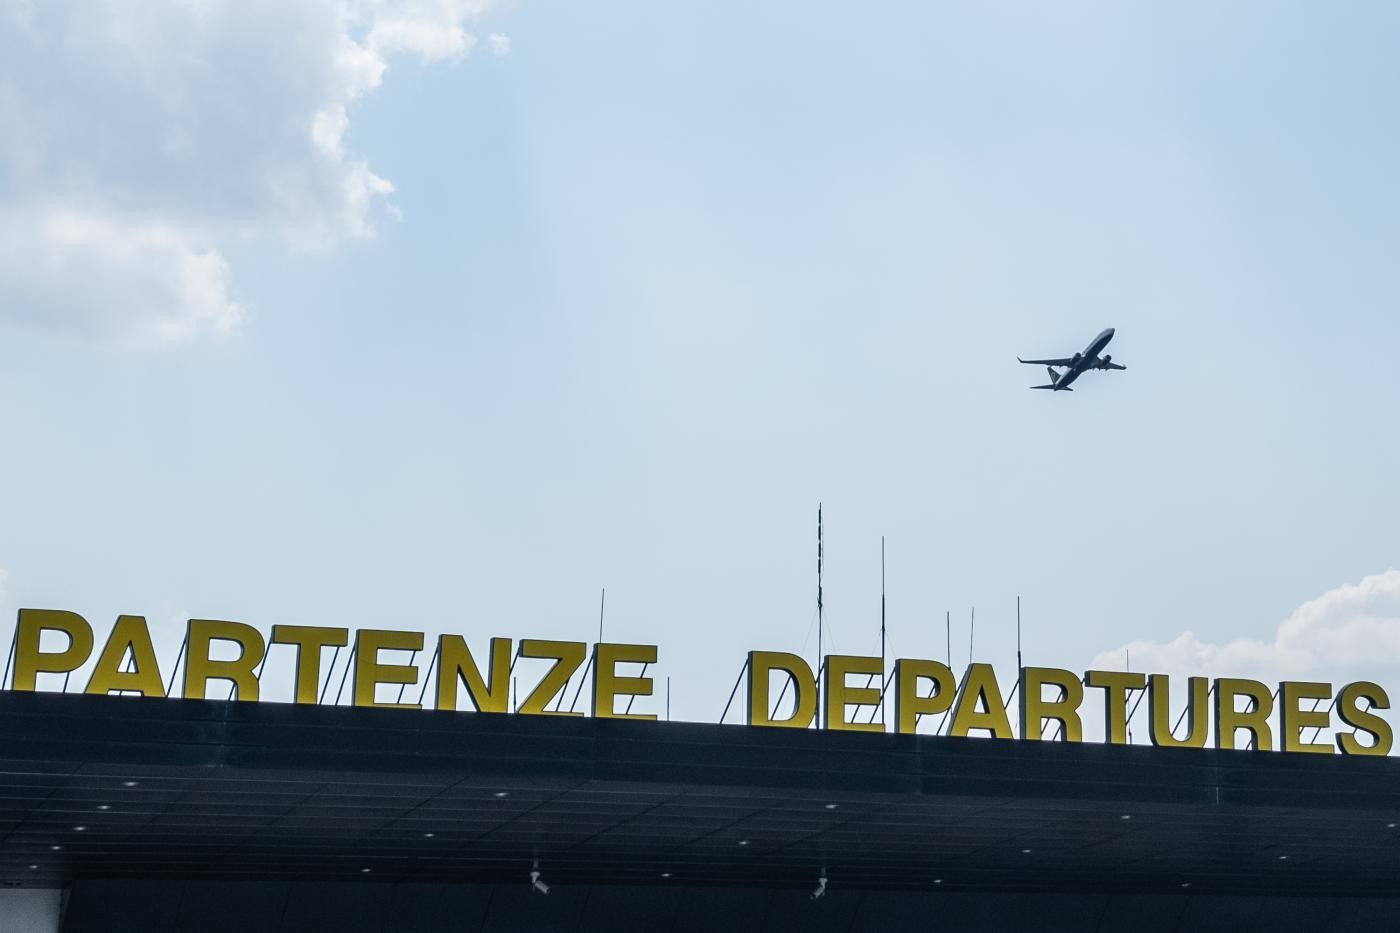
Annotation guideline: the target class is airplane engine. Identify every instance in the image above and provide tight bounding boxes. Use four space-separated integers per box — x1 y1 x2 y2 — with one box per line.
1100 354 1112 368
1071 352 1082 366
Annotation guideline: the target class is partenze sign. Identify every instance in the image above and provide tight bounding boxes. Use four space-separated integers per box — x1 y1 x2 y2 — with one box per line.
2 609 1390 757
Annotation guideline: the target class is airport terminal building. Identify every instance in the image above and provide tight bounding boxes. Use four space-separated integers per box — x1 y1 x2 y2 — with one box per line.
4 691 1400 932
3 611 1400 931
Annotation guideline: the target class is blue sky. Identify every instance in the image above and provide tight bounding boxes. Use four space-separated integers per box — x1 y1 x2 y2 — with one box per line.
3 2 1400 727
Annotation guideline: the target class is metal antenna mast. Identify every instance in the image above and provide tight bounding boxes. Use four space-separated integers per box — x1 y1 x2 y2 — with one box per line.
945 611 951 668
817 504 824 699
879 536 886 726
1016 596 1023 673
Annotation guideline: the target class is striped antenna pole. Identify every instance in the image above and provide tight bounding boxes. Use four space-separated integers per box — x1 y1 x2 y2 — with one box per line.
817 503 823 723
880 536 886 727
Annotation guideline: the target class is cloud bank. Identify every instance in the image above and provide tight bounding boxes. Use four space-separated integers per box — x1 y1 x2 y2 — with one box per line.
1093 569 1400 685
0 0 500 348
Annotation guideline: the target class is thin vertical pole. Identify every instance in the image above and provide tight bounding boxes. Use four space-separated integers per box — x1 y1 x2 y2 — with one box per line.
2 624 19 692
1126 648 1132 744
817 504 824 719
1016 596 1023 674
164 634 189 698
945 611 951 668
879 536 886 727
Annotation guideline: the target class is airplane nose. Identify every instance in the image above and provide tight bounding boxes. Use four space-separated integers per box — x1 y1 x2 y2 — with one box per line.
1105 327 1115 336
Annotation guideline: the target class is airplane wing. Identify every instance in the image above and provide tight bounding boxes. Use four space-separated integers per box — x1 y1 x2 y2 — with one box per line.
1017 357 1074 366
1096 361 1127 371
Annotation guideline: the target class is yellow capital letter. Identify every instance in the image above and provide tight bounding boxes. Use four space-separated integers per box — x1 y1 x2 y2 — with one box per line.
747 651 817 729
271 625 349 705
12 609 94 692
950 663 1013 739
1148 674 1209 749
1336 681 1392 756
184 620 265 701
1215 678 1273 751
436 636 511 713
823 655 883 733
1085 670 1146 745
517 640 587 716
352 629 424 709
1019 667 1084 742
1279 681 1333 755
894 658 956 735
85 615 165 697
592 643 657 721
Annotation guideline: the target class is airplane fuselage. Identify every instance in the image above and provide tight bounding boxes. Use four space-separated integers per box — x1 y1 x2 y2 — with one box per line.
1050 327 1115 390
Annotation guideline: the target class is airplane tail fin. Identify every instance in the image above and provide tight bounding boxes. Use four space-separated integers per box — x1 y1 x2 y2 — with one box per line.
1045 366 1060 384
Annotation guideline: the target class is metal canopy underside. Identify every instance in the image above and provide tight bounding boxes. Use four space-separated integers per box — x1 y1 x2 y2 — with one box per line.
1 692 1398 895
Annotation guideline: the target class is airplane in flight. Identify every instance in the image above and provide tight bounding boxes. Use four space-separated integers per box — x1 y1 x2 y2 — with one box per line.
1018 327 1126 391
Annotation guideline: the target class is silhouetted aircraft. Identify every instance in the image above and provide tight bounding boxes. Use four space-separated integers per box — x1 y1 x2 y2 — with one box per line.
1018 327 1125 392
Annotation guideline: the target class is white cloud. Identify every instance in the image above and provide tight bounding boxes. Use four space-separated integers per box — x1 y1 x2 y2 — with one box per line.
0 0 499 348
489 33 512 57
1093 569 1400 685
0 207 240 348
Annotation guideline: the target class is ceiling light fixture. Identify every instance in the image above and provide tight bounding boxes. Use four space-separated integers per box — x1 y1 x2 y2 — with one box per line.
530 869 550 895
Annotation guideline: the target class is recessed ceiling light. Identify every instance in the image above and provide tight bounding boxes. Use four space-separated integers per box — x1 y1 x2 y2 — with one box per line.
738 840 750 846
660 872 672 879
49 846 61 852
493 792 509 798
1389 823 1397 829
360 868 372 873
934 878 943 885
1278 855 1288 861
97 805 111 811
73 826 87 832
28 865 37 870
1119 814 1131 820
423 832 436 838
1181 882 1191 889
824 803 839 810
1021 848 1032 854
122 781 139 788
